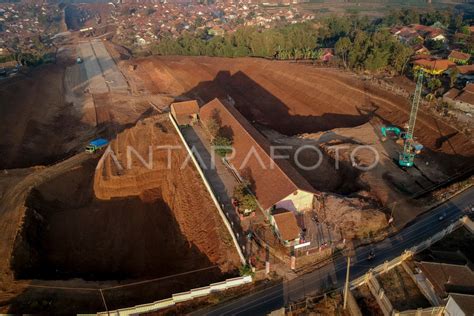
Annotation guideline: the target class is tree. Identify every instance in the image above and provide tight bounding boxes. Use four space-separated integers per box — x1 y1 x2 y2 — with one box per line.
239 264 254 276
233 182 258 211
449 68 459 88
206 118 220 139
212 136 233 157
427 77 442 92
390 42 413 74
335 37 351 68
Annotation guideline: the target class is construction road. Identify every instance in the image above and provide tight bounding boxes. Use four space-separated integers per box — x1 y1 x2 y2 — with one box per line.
77 40 128 94
193 187 474 316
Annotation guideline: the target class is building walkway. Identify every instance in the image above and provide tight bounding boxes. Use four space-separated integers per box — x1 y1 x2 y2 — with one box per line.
181 125 251 256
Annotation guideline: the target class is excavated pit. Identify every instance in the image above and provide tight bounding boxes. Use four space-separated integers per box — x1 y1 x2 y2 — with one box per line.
11 158 217 281
11 117 240 284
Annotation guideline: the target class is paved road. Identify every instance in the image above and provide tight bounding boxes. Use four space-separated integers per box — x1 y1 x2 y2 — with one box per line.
77 40 128 94
194 187 474 316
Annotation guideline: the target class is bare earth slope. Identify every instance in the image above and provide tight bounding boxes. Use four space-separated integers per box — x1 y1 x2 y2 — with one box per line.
129 56 474 175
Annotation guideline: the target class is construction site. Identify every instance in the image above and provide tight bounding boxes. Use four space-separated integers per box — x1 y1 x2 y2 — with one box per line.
0 38 473 313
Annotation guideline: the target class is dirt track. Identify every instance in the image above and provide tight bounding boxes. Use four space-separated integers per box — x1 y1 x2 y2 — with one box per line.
129 56 474 175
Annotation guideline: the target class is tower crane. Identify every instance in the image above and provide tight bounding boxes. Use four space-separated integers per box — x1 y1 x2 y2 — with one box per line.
398 71 424 168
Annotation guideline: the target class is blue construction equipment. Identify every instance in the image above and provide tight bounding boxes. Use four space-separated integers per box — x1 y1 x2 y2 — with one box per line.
381 126 402 139
85 138 108 153
399 72 424 167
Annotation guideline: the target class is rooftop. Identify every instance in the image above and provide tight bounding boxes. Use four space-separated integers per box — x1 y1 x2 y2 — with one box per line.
199 98 316 210
448 293 474 315
413 59 455 72
272 209 300 241
449 50 471 61
419 262 474 297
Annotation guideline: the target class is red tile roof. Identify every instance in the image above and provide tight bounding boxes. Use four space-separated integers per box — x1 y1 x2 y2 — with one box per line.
456 65 474 75
199 98 317 210
413 59 455 72
273 209 300 241
419 262 474 297
171 100 199 125
445 84 474 105
449 50 471 61
171 100 199 115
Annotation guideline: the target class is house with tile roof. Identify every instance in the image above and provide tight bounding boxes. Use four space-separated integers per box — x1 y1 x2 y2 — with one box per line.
271 209 301 246
413 59 455 75
443 83 474 114
418 262 474 300
170 100 200 126
454 64 474 82
445 294 474 316
448 50 471 65
199 98 318 215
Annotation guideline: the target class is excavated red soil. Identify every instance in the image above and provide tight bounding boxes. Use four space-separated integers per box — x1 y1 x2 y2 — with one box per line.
4 115 239 313
0 65 82 169
11 115 238 281
129 56 474 175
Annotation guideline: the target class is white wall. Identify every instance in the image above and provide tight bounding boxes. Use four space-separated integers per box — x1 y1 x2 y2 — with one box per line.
445 296 465 316
275 190 314 213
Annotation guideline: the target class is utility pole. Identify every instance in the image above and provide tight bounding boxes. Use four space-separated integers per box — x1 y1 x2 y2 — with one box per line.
343 240 355 310
343 256 351 310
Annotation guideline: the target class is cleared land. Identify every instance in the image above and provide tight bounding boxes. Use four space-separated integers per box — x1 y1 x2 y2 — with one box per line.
377 265 431 312
0 46 238 313
127 56 474 229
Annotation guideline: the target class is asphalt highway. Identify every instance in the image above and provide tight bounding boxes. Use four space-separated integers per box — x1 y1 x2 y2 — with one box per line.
194 187 473 316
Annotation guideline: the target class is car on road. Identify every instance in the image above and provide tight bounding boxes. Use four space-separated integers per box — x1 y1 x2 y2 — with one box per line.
438 212 447 221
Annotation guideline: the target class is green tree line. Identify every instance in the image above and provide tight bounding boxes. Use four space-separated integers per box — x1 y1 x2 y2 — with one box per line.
150 10 465 74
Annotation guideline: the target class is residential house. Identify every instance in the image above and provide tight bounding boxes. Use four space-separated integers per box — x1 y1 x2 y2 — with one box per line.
320 48 334 62
413 59 455 75
413 44 430 55
445 294 474 316
208 25 224 36
199 98 318 243
418 262 474 300
270 209 300 246
455 65 474 81
443 83 474 113
170 100 200 126
448 50 471 65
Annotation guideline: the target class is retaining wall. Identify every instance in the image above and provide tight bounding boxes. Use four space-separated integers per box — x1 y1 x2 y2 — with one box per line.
98 275 252 315
169 113 246 264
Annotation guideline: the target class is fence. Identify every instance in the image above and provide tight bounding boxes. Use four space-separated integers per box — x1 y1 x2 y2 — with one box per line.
169 113 246 264
97 275 252 315
368 273 394 316
394 306 444 316
349 218 463 315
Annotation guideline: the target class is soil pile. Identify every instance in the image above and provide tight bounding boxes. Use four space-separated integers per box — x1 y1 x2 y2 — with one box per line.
93 115 240 271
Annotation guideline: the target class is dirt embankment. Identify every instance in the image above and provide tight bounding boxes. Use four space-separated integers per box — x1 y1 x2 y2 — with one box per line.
0 65 88 169
11 115 239 281
126 56 474 232
94 115 240 269
128 56 474 175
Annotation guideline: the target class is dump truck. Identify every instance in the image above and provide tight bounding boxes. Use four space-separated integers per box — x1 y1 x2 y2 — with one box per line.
85 138 108 153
